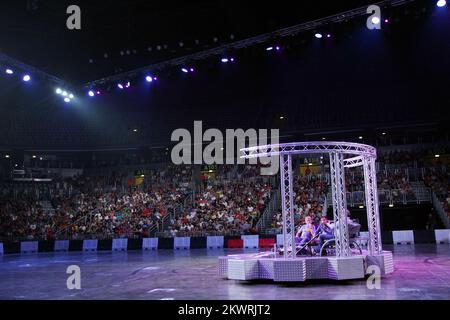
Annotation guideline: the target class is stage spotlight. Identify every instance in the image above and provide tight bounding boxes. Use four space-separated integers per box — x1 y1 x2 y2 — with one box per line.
384 19 389 23
145 75 153 82
56 88 62 94
125 82 131 88
230 58 235 62
326 34 331 38
5 155 10 159
5 69 13 74
437 0 446 7
64 97 70 103
23 74 31 82
388 203 394 208
358 136 363 140
266 46 273 51
190 68 194 72
117 83 124 89
181 68 189 73
371 16 380 24
382 132 387 135
96 91 101 95
221 58 229 63
69 93 74 99
62 91 68 96
32 155 36 159
435 154 440 158
315 33 323 39
88 90 95 97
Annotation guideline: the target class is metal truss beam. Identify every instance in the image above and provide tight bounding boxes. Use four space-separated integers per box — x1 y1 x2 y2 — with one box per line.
363 156 383 254
82 0 416 89
330 153 351 257
279 154 296 259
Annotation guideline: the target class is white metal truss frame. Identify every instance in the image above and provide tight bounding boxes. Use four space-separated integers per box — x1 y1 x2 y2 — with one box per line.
240 141 382 258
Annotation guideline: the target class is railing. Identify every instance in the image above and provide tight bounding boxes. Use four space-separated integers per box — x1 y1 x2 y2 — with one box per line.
344 188 431 207
432 192 450 229
54 208 99 239
255 188 280 233
155 230 247 238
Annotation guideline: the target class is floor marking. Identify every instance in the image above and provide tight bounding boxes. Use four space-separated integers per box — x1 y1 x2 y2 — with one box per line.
147 288 176 293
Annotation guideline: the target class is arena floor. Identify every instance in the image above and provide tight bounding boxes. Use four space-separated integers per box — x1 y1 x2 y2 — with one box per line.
0 244 449 300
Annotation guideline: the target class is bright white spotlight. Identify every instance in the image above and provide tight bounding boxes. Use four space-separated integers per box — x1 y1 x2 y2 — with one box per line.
437 0 446 7
181 68 189 73
117 83 124 89
125 82 131 88
5 69 13 74
69 93 74 99
64 97 70 103
371 16 380 24
145 76 153 82
315 33 323 39
221 58 229 63
23 74 31 82
189 68 194 72
62 91 68 96
266 46 273 51
88 90 95 97
56 88 62 94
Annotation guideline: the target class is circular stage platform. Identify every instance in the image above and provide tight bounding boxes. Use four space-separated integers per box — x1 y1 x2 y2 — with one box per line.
219 250 394 282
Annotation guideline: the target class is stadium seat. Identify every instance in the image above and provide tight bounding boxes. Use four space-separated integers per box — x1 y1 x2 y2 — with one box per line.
259 238 275 248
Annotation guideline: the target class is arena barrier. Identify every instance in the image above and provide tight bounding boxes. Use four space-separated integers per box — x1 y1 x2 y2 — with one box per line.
112 238 128 251
434 229 450 244
276 234 284 247
174 237 190 250
54 240 70 252
142 237 158 250
20 241 38 253
206 236 224 249
227 239 243 248
83 239 98 251
241 235 259 249
0 230 448 255
392 230 415 245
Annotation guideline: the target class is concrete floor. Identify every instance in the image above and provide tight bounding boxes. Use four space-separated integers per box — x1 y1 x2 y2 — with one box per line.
0 244 449 300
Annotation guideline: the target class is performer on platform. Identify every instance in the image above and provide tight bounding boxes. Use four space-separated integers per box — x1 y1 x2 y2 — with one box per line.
295 215 317 247
317 215 334 247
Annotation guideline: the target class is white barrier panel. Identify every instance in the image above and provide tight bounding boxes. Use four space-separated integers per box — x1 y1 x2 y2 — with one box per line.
142 238 158 250
276 234 284 247
21 241 38 253
207 236 224 249
0 243 3 255
392 230 414 244
83 239 98 251
435 229 450 244
355 231 369 248
241 235 259 249
174 237 190 250
54 240 70 251
112 238 128 251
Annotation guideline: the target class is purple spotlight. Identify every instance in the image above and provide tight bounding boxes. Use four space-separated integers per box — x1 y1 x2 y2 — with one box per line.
315 33 323 39
145 75 153 82
326 34 331 38
125 81 131 88
230 58 235 62
5 69 13 74
88 90 95 97
23 74 31 82
96 91 101 95
384 18 389 23
190 68 194 72
153 77 158 81
181 68 188 73
275 46 280 50
117 83 124 89
221 58 229 63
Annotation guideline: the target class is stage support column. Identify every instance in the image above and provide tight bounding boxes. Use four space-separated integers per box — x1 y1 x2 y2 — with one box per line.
363 156 382 255
279 153 295 259
329 153 350 257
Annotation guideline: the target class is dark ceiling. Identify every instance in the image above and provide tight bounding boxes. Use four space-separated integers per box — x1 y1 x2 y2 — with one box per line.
0 0 380 84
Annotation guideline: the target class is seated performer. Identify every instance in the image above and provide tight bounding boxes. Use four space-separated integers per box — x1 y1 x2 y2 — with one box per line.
317 215 334 247
295 215 317 247
346 209 361 238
